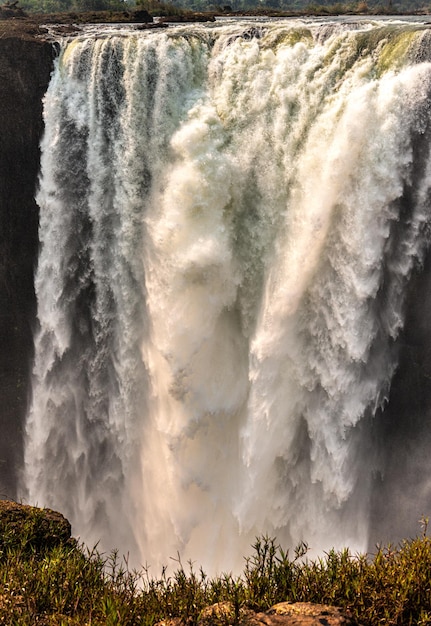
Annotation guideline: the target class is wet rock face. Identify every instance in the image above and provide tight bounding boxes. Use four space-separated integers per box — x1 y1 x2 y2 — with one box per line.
0 29 53 498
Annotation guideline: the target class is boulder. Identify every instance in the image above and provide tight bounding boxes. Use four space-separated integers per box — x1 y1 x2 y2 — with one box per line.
255 602 360 625
0 500 72 552
160 601 360 626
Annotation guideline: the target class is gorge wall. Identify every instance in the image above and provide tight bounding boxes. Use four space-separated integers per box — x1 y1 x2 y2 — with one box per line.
370 250 431 545
0 25 53 497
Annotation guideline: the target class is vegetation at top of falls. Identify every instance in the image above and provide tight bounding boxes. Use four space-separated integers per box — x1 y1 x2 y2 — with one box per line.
2 506 431 625
13 0 431 20
132 0 428 15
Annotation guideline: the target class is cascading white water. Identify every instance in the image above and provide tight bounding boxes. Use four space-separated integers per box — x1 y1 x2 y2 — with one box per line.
22 19 431 573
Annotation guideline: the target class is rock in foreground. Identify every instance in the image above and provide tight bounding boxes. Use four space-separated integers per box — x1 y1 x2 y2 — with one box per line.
0 500 72 552
260 602 360 625
162 601 360 626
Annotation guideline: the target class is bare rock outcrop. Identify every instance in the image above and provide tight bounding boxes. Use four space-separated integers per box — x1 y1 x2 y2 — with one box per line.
253 602 359 625
161 601 360 626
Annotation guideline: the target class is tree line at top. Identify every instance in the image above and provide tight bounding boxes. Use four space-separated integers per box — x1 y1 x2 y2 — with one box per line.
17 0 429 29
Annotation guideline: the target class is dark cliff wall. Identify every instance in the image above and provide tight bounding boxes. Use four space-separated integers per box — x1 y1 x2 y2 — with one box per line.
370 252 431 547
0 28 53 498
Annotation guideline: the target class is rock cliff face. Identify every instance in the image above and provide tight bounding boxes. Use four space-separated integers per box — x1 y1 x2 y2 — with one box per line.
0 24 53 498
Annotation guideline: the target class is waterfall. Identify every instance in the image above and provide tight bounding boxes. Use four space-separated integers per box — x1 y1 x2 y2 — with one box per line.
22 19 431 574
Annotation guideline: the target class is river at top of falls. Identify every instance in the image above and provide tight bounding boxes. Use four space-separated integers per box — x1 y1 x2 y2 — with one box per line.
21 17 431 574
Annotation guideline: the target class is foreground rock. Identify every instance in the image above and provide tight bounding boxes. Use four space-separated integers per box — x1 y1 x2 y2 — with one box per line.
161 601 360 626
256 602 359 625
0 500 72 551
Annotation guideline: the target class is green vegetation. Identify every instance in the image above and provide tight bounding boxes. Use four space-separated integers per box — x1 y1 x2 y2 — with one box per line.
2 510 431 625
13 0 431 18
18 0 130 15
16 0 196 18
132 0 429 17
